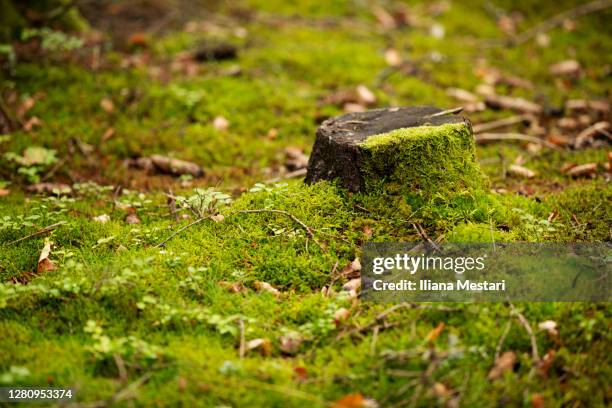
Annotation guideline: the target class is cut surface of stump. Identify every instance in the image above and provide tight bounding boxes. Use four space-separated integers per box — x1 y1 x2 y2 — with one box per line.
305 106 485 195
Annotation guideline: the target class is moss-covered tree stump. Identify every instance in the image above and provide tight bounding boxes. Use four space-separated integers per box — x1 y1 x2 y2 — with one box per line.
305 106 486 196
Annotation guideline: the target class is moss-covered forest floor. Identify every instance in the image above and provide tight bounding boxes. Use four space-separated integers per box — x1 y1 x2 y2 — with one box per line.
0 0 610 406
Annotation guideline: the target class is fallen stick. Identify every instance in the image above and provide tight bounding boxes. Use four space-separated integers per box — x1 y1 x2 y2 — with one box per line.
425 107 463 118
510 303 541 365
475 133 561 150
472 114 531 133
5 221 67 246
154 216 212 248
494 319 512 362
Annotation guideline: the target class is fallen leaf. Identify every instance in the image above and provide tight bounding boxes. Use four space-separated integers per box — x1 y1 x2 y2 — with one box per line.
384 48 401 67
26 183 71 195
267 128 278 140
341 258 361 279
538 349 556 377
566 163 598 177
211 214 224 222
363 225 373 238
432 382 451 398
218 281 246 294
333 307 350 325
17 96 36 119
574 121 610 148
23 116 42 132
150 154 204 177
475 83 495 96
531 393 545 408
538 320 558 336
332 393 377 408
279 332 303 355
342 278 361 292
356 85 376 106
446 88 479 103
549 60 581 76
425 322 445 343
429 23 445 39
509 164 536 179
488 351 516 380
213 116 229 131
125 213 141 224
332 393 365 408
293 366 308 382
93 214 111 223
246 338 272 356
343 103 366 113
100 97 115 113
37 240 55 274
485 94 542 114
0 189 10 196
177 376 187 392
254 281 280 296
285 147 309 171
557 117 579 130
101 127 115 142
372 6 395 30
128 32 148 47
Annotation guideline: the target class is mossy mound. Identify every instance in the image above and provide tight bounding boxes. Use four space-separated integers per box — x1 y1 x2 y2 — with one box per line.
360 122 486 196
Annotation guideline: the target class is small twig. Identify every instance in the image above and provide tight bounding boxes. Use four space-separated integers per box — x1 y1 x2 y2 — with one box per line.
154 216 211 248
494 319 512 362
472 114 531 133
475 132 561 150
113 354 128 384
5 221 67 246
412 223 441 251
509 303 540 365
425 107 463 118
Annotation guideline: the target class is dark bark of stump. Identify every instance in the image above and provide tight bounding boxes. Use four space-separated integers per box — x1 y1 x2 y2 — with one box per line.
305 106 467 192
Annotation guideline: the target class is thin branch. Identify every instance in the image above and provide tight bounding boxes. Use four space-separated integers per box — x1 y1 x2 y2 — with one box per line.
472 114 531 133
412 223 441 251
425 107 463 118
494 319 512 362
510 303 540 365
475 132 561 150
5 221 67 246
154 216 211 248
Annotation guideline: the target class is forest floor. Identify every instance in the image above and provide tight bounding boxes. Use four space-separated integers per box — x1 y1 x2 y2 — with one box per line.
0 0 611 406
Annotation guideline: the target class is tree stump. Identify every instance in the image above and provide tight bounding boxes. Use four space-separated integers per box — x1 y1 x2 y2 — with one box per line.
305 106 485 196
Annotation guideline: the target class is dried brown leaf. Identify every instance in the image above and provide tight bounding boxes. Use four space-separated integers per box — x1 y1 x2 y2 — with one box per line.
488 351 517 380
253 281 280 296
566 163 598 177
278 332 303 355
37 241 55 273
508 164 536 179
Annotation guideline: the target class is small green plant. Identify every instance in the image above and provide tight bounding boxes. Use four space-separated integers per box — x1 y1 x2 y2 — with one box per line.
512 208 557 241
21 28 83 53
176 188 232 218
4 146 58 183
84 320 164 376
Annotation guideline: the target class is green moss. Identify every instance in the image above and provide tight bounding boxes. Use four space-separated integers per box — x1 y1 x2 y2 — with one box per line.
360 123 486 196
